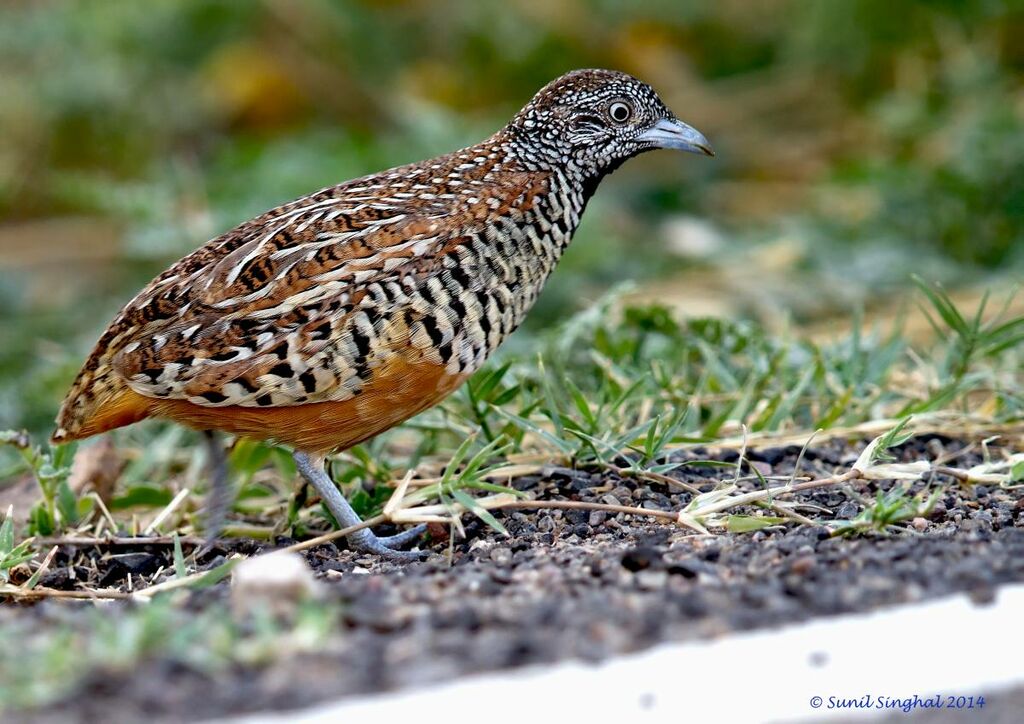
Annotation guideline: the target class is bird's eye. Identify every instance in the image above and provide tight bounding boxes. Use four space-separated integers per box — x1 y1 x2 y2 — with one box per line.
608 101 632 124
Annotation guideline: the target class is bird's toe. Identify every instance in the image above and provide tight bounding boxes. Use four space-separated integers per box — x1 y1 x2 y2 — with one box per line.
349 525 429 561
375 523 428 548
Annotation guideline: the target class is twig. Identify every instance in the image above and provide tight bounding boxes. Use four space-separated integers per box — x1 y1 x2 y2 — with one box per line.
275 516 385 555
934 466 971 483
143 487 190 535
703 469 864 515
383 462 546 490
481 498 679 521
88 491 119 535
735 424 749 486
34 535 206 547
611 465 703 495
763 501 818 527
383 470 416 518
132 556 241 600
667 415 1024 453
24 544 59 590
0 584 130 600
788 429 821 487
219 524 276 540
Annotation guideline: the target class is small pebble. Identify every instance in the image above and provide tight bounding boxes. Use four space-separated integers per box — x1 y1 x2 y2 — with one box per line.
635 570 668 590
490 547 513 565
836 501 859 519
789 555 816 576
231 552 322 616
621 546 663 572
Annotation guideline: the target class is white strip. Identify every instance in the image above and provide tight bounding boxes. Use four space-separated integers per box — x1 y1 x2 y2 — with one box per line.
227 584 1024 724
223 219 292 286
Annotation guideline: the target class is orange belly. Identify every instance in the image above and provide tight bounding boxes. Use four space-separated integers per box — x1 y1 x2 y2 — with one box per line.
85 358 466 454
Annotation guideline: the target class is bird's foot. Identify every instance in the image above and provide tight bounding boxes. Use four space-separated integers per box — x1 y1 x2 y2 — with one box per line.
348 524 429 561
292 452 429 561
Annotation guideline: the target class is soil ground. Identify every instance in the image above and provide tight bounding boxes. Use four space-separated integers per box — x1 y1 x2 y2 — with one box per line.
5 434 1023 723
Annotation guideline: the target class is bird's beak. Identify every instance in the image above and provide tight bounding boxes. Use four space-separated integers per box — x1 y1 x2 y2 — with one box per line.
636 117 714 156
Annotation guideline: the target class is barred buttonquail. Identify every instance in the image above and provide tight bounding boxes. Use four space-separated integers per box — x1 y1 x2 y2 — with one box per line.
53 68 713 558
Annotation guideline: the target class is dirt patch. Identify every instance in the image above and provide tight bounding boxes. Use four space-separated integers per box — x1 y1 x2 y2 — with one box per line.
5 435 1024 723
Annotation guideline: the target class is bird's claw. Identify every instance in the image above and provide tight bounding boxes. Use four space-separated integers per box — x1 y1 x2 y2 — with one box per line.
349 523 429 561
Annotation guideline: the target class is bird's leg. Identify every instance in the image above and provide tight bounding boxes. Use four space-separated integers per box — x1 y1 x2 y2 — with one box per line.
293 451 427 560
202 430 233 543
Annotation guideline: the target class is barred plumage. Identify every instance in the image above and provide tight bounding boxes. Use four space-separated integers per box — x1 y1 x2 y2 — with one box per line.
53 68 712 557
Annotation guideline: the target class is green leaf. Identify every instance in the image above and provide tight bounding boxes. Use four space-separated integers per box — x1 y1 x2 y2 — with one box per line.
189 558 240 590
764 363 815 431
0 509 13 555
173 533 187 579
565 376 597 429
460 479 528 497
537 371 565 440
439 434 479 488
875 416 914 461
677 459 736 469
492 407 574 454
456 436 510 483
110 486 174 510
57 479 78 526
28 504 54 537
450 489 508 536
51 441 78 472
0 541 36 581
229 439 273 482
491 384 523 406
913 276 968 337
472 362 511 402
728 515 788 532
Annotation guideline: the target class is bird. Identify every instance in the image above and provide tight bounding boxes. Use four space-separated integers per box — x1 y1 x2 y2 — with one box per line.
52 68 713 559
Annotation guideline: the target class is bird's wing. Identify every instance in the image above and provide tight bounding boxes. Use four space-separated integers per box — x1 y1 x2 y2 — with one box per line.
110 160 546 408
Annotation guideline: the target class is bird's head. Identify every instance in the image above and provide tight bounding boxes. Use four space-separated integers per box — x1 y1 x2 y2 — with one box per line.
507 69 713 175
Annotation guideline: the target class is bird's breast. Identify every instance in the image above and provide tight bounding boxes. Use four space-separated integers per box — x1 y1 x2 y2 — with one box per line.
416 175 587 379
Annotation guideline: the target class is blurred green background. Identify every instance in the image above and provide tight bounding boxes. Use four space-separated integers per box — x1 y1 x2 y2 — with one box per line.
1 0 1022 438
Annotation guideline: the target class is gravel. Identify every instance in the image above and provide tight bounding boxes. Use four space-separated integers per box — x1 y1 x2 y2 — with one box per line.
7 434 1023 723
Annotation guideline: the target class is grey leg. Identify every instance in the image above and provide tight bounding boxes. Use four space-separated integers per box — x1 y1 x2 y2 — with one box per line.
202 430 233 543
293 451 427 560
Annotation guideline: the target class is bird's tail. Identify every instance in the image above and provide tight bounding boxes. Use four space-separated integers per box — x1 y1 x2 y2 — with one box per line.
52 357 151 444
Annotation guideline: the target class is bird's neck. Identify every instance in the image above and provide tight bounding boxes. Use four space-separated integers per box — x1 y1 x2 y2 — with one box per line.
495 137 612 247
500 138 610 201
452 141 598 344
